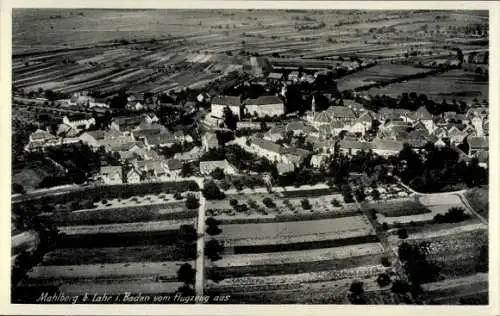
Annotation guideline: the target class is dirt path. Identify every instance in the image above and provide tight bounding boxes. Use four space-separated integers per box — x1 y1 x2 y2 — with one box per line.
194 179 206 298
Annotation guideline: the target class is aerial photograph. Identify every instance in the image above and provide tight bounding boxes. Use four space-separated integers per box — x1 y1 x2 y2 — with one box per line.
11 8 489 305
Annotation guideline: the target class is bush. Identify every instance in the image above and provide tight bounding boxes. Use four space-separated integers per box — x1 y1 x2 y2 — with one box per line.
434 207 469 224
262 197 275 208
381 256 391 267
203 181 225 200
331 199 341 207
397 228 408 239
185 194 200 209
301 199 312 210
391 279 410 294
174 192 183 200
229 199 239 207
381 222 389 230
376 273 391 287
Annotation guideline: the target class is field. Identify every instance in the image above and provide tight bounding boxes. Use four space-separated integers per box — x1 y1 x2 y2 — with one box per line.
336 64 431 91
365 69 488 103
464 186 488 218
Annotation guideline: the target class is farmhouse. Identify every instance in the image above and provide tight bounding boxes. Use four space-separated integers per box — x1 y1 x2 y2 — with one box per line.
264 125 286 142
126 168 142 183
244 95 284 118
211 95 242 119
62 114 96 130
348 111 373 135
199 160 236 175
408 106 435 132
99 166 123 184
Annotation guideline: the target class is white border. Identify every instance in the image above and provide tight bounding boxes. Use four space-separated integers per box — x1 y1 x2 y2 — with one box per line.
1 1 498 315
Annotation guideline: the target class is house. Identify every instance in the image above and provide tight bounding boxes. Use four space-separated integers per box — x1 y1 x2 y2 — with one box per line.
470 115 484 136
324 106 357 122
371 139 404 157
237 121 262 130
164 159 183 175
476 150 488 168
197 92 211 104
62 114 96 130
264 125 286 142
267 72 283 83
285 121 318 136
467 136 488 156
126 95 145 111
109 116 144 133
277 162 295 175
99 166 123 184
132 123 168 140
408 106 435 132
211 95 242 119
25 129 59 152
309 111 334 129
134 160 166 178
69 91 94 106
377 107 410 121
202 132 219 151
56 124 79 138
199 160 236 175
447 126 468 144
338 140 372 156
282 147 310 166
343 100 366 114
348 111 373 135
174 131 193 143
310 154 329 168
126 168 142 183
288 71 300 82
143 132 177 150
244 95 284 118
250 137 283 162
174 146 202 162
78 130 107 150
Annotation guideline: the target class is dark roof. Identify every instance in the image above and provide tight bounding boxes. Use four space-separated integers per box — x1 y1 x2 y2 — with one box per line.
82 130 106 140
372 139 404 152
326 106 356 119
66 113 92 121
212 95 242 107
245 95 282 106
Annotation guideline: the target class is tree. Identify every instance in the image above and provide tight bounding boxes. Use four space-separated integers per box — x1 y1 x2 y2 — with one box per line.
207 269 225 283
371 189 381 200
398 241 440 285
206 217 222 236
331 199 341 207
176 284 196 297
180 163 195 177
476 243 488 273
177 225 197 244
262 197 275 208
205 239 223 261
391 279 410 294
174 192 183 200
185 194 200 210
202 181 225 200
397 228 408 239
301 199 312 210
355 188 366 202
348 281 366 304
210 167 225 180
381 256 391 267
229 199 239 207
12 183 25 194
223 106 237 131
177 263 195 284
376 273 391 287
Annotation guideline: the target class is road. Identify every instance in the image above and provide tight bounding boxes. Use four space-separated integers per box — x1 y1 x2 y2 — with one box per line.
194 178 206 299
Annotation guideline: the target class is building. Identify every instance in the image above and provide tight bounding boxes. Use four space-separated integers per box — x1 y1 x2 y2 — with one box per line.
109 116 144 133
264 125 286 142
337 140 372 156
99 166 123 184
408 106 435 133
371 139 404 157
348 111 373 136
164 159 183 176
174 146 202 162
62 114 96 130
126 168 142 183
467 136 488 157
250 137 282 162
277 162 295 175
202 132 219 151
143 132 177 150
211 95 242 119
25 129 60 152
282 147 311 166
78 130 108 150
237 121 262 130
244 95 284 118
199 160 236 175
324 105 357 122
310 154 329 168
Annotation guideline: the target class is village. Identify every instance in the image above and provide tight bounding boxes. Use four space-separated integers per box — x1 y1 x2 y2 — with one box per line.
11 8 489 306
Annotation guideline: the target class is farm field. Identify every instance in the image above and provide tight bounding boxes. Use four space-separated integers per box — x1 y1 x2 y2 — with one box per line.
365 69 488 103
336 64 432 91
464 186 488 218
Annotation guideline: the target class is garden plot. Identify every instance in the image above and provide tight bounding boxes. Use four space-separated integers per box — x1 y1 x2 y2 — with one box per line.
421 273 488 303
218 216 376 249
214 243 383 267
207 264 387 293
27 260 191 281
375 194 469 226
42 244 195 266
58 218 195 236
